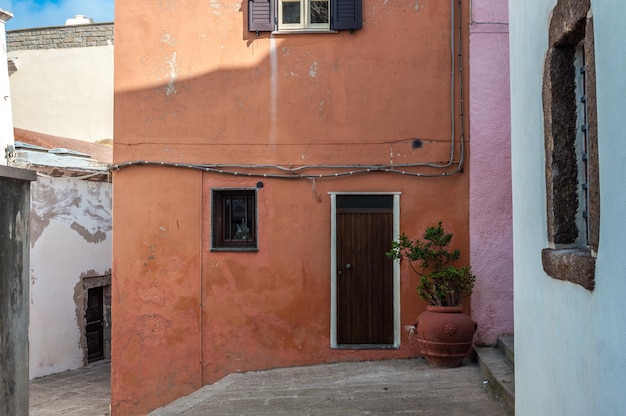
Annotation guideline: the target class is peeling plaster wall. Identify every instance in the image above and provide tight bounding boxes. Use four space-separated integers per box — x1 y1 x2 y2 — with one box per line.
29 176 111 379
468 0 513 345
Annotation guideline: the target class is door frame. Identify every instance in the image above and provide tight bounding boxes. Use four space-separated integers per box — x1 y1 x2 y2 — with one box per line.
82 274 111 364
329 192 401 349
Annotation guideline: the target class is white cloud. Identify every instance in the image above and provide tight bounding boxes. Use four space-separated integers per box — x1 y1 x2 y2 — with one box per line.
2 0 114 30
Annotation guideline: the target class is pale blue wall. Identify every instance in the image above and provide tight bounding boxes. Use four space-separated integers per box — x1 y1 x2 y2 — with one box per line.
589 2 626 414
510 1 626 415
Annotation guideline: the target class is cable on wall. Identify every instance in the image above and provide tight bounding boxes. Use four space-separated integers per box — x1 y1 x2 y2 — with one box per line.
110 160 462 178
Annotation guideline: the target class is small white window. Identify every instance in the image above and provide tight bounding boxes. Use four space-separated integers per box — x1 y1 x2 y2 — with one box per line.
278 0 330 31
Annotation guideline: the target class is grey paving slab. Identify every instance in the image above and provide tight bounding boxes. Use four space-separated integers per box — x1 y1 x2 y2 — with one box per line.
28 357 507 416
151 358 508 416
29 360 111 416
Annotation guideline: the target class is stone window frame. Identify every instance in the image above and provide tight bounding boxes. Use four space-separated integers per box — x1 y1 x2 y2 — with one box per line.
541 0 599 291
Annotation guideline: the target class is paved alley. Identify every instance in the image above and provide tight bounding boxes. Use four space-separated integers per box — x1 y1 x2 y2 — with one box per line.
151 358 508 416
28 358 508 416
29 360 111 416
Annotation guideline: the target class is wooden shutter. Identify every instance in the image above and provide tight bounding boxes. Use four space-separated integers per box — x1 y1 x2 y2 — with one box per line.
332 0 362 31
249 0 275 32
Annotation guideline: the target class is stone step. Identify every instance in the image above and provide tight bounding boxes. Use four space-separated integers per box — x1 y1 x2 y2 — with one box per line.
475 335 515 415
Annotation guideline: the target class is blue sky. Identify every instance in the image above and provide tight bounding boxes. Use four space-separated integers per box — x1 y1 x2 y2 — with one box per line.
1 0 114 30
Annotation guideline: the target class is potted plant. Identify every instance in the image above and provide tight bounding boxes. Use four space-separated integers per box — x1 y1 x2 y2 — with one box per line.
387 222 476 367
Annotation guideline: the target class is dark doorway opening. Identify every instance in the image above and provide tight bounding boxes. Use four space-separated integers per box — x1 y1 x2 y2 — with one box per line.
86 286 105 362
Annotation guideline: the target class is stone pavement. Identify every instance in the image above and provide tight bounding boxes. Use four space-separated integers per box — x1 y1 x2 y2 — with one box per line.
150 358 508 416
29 359 111 416
28 358 508 416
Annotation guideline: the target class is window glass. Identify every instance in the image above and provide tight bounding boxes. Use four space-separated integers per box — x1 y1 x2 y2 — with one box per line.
282 0 301 24
311 1 329 24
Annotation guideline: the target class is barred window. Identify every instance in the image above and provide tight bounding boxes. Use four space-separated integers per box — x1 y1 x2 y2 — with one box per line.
541 0 599 291
212 189 257 251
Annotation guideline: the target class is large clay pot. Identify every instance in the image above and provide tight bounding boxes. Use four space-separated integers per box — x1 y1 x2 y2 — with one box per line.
415 305 477 367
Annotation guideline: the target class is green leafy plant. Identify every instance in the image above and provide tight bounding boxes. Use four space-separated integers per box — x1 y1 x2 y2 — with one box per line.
386 222 475 307
234 219 250 240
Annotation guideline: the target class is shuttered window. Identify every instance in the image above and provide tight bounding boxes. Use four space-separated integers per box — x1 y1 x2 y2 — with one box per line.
249 0 362 32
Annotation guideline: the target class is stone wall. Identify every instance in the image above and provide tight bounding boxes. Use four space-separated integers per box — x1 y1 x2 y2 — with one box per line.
7 23 113 51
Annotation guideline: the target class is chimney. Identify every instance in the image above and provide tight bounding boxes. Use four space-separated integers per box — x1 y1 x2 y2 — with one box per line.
65 15 94 25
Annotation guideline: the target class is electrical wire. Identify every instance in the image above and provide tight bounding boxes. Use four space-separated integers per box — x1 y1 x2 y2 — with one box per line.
110 160 460 178
470 20 508 25
35 170 111 181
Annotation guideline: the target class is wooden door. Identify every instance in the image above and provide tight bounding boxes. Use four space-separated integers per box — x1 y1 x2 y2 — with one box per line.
336 195 394 345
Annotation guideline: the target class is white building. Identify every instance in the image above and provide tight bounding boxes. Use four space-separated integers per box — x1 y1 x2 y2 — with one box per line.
510 0 626 414
4 20 114 379
6 22 113 143
0 9 15 161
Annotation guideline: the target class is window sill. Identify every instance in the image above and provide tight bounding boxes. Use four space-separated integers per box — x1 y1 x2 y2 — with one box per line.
211 247 258 252
541 247 595 291
272 29 338 35
331 343 399 350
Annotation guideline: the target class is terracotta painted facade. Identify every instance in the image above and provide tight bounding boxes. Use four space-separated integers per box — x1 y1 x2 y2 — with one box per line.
113 0 470 413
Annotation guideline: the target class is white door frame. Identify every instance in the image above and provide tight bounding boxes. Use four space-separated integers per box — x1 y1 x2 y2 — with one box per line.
329 192 401 349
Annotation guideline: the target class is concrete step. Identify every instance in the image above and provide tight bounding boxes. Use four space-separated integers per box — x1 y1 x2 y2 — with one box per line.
476 335 515 415
498 334 514 367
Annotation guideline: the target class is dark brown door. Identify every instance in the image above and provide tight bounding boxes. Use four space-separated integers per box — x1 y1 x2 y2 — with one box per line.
336 195 394 345
86 287 104 362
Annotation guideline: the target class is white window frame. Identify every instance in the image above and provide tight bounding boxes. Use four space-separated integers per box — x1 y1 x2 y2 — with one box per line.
278 0 331 31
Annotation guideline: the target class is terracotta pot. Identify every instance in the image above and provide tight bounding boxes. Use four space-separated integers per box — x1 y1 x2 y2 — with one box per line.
415 305 477 367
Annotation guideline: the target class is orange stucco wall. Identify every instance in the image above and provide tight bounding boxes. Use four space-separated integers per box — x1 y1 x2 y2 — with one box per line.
113 0 470 414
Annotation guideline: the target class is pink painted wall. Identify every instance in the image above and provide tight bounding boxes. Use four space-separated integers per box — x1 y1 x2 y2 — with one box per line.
468 0 513 345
